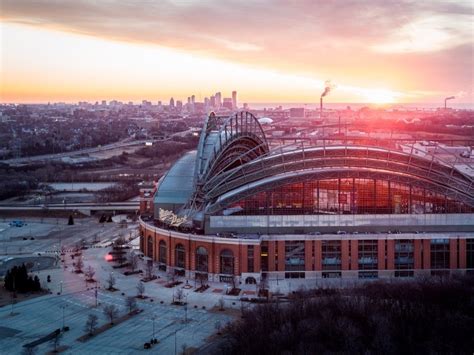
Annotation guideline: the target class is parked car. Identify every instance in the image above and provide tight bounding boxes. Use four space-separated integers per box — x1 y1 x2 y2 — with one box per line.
9 220 26 227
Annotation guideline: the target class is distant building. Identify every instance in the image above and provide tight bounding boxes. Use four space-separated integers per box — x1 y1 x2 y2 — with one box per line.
215 92 222 108
232 91 237 109
176 100 183 112
170 97 175 108
290 107 305 118
223 98 233 110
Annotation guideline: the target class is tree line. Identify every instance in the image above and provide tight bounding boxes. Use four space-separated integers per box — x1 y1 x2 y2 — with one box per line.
4 264 42 293
223 275 474 354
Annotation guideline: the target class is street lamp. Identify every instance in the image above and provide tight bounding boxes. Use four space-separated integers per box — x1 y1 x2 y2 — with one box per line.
174 329 178 355
151 315 156 341
61 304 68 329
184 303 188 323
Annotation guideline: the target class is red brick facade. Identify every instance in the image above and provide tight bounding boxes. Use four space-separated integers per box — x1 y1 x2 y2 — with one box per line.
139 221 473 280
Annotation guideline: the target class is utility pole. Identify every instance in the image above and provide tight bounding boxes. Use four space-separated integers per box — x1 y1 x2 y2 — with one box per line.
95 282 99 307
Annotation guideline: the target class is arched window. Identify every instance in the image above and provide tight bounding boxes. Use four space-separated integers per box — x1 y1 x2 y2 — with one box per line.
220 249 234 275
159 240 167 264
196 247 208 273
140 233 144 251
175 244 186 269
147 236 153 258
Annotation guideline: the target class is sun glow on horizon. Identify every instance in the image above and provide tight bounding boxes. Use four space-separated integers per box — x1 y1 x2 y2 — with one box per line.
1 22 410 105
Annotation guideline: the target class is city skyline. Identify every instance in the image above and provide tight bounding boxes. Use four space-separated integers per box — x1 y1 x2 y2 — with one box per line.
0 0 473 104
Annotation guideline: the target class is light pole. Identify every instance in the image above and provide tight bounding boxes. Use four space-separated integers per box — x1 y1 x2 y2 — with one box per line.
152 315 156 341
174 329 178 355
184 303 188 323
95 281 99 307
61 304 67 329
59 281 63 294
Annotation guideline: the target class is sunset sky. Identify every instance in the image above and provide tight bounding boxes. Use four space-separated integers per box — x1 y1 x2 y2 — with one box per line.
0 0 473 104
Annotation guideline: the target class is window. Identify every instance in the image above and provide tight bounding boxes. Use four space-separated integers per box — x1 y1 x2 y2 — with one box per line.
247 245 254 273
355 179 376 214
260 242 268 272
220 249 234 275
224 179 474 216
175 244 186 269
159 240 167 264
147 236 153 258
322 240 341 271
196 247 208 273
395 239 414 277
358 240 378 270
285 241 305 278
466 239 474 269
430 239 449 270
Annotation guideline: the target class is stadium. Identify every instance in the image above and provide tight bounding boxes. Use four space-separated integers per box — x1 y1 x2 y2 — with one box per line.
139 111 474 284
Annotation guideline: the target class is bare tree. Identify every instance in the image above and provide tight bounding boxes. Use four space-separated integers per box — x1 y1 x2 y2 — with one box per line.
74 257 84 273
136 281 145 298
85 314 98 335
103 304 119 324
84 265 95 282
125 296 137 313
49 330 62 353
175 288 185 304
106 272 116 290
145 261 155 280
215 320 222 334
167 268 176 283
114 236 126 247
218 297 225 311
128 252 139 272
22 346 36 355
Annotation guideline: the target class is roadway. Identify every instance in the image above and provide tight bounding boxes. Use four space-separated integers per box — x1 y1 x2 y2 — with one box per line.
0 202 140 212
2 129 192 166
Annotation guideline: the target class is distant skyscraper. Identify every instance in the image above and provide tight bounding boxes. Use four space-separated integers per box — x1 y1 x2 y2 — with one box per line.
176 100 183 112
215 92 222 108
170 97 175 108
191 95 195 105
223 98 233 110
232 91 237 109
210 95 216 108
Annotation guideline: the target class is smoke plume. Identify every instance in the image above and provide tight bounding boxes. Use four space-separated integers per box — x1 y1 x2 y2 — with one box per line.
321 80 333 98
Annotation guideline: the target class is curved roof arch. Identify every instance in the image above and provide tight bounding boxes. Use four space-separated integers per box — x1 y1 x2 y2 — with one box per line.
194 111 269 184
205 167 474 214
202 145 473 214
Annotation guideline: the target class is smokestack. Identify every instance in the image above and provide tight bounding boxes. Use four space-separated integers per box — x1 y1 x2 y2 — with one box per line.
444 96 455 109
320 80 333 119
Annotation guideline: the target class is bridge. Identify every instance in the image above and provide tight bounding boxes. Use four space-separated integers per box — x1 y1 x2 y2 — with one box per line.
0 202 140 214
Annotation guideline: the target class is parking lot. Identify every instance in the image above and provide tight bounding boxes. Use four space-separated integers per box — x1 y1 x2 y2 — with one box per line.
0 217 235 354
